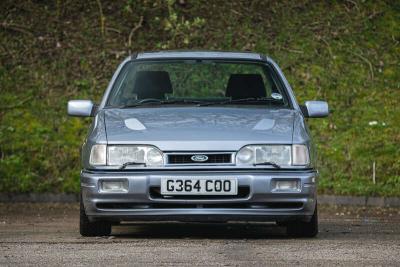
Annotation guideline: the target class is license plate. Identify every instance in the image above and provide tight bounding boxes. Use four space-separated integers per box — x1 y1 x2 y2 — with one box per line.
160 178 238 195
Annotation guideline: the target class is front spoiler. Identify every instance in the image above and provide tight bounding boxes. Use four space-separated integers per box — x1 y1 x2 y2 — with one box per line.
81 169 317 223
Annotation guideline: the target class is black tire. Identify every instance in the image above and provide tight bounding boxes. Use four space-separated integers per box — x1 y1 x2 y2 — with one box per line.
286 204 318 238
80 195 111 237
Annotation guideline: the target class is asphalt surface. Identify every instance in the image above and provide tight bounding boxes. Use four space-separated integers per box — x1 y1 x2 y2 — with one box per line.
0 203 399 266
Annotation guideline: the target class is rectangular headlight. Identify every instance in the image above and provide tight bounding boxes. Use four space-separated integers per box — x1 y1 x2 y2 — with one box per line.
236 145 292 166
236 144 310 167
107 145 163 166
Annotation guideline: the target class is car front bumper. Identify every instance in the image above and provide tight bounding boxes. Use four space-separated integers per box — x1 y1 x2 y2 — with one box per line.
81 169 317 223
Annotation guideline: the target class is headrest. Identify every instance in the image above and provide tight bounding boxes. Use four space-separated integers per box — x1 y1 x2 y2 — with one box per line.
133 71 173 99
226 74 266 100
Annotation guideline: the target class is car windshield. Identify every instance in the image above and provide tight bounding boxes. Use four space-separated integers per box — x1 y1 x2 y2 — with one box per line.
106 60 290 108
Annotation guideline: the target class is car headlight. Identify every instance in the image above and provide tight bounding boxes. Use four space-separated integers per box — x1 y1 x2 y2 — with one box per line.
236 145 309 166
108 145 163 166
89 144 163 167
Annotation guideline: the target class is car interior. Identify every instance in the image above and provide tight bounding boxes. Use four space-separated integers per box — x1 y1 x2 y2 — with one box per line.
132 71 173 99
225 74 267 100
129 71 271 101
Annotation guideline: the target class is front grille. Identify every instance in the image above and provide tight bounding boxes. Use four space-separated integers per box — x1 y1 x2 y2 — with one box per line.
96 202 303 210
149 186 250 200
167 153 232 165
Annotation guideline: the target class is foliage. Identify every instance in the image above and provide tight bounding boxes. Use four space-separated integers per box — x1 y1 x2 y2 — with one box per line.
0 0 399 195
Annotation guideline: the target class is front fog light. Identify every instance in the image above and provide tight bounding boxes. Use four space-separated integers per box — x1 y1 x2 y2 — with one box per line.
100 180 128 193
272 180 300 192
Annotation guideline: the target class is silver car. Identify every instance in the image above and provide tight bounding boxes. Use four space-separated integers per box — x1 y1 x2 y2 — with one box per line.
68 51 329 237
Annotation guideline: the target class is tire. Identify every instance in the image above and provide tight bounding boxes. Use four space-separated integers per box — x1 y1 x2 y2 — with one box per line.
286 204 318 238
80 194 111 237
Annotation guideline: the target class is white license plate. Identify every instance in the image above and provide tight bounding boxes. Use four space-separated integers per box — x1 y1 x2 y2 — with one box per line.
160 178 238 195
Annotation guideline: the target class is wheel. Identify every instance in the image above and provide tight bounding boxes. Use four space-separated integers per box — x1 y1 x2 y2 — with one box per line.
80 194 111 237
286 204 318 237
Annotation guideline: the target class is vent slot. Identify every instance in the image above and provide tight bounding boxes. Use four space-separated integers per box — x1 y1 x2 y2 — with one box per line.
96 202 303 210
149 186 250 200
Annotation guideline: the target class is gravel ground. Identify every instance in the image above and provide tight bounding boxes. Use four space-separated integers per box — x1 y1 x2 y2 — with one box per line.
0 203 399 266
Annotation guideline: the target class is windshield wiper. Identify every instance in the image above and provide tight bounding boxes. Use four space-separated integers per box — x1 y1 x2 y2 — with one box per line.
118 99 204 108
253 161 281 168
198 97 282 106
119 161 146 169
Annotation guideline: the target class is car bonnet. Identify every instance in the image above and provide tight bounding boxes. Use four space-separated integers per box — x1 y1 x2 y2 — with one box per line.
103 107 297 151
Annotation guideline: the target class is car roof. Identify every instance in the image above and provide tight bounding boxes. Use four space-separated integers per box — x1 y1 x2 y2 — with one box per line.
135 51 266 61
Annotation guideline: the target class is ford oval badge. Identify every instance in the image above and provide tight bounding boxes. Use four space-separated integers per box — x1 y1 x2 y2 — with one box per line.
191 155 208 162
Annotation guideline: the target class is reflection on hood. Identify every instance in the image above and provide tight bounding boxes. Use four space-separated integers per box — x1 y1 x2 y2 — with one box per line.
103 107 299 150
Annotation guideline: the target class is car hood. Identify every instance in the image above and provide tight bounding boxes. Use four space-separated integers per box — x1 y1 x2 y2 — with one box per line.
104 107 297 151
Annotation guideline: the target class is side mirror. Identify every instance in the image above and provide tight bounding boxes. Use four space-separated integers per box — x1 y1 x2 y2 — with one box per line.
67 100 96 117
300 101 329 118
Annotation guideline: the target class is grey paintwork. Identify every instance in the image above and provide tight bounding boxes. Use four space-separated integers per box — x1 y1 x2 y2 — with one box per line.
67 100 94 117
81 170 317 221
80 107 315 170
304 101 329 118
105 107 295 145
69 51 328 223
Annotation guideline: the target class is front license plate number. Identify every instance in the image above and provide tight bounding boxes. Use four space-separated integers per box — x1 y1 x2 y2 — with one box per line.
160 178 238 195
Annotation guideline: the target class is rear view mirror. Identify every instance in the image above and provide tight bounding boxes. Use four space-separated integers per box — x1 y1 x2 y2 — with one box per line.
67 100 95 117
301 101 329 118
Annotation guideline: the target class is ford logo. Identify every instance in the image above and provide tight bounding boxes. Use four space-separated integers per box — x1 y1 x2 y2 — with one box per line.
191 155 208 162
